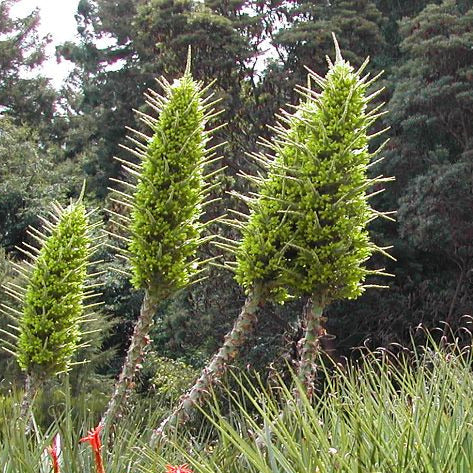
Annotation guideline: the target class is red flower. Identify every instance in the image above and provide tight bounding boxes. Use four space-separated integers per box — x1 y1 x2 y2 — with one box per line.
80 425 105 473
165 464 193 473
47 434 61 473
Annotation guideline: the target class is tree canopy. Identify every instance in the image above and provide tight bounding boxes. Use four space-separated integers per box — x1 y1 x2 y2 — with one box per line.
2 0 473 373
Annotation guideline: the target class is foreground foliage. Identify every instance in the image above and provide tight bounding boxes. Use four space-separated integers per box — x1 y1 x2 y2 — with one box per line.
2 340 473 472
155 339 473 473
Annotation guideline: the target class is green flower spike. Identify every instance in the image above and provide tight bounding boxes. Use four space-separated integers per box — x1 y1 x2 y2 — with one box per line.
154 36 395 439
102 55 223 429
228 34 395 393
1 197 101 422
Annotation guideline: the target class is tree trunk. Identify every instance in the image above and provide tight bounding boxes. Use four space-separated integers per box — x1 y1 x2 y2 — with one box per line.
151 283 265 444
100 290 159 429
296 297 326 400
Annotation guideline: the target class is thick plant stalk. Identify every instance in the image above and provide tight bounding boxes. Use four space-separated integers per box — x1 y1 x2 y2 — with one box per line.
100 290 159 428
255 298 326 449
152 283 265 443
19 372 41 431
296 297 326 399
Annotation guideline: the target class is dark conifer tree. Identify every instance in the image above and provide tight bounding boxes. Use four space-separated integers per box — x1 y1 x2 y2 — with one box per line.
328 0 473 348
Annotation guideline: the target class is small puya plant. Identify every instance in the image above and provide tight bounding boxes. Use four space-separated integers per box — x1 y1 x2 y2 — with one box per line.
155 35 394 437
101 55 223 429
0 196 101 422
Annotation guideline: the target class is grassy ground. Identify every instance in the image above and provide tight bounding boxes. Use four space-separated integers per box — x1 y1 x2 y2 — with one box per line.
2 338 473 472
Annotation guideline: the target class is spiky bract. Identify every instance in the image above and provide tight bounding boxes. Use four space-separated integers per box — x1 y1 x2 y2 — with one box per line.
6 202 95 377
111 73 219 296
233 49 391 303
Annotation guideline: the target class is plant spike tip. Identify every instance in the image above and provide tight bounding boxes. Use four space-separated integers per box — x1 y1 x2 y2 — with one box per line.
332 32 342 64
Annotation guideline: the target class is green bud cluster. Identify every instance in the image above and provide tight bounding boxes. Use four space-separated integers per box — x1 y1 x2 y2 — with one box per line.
9 202 94 377
233 44 391 303
110 70 220 296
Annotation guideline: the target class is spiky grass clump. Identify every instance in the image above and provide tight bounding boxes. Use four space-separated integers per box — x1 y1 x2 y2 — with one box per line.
110 70 221 297
1 201 99 378
142 341 473 473
1 341 472 473
231 42 393 304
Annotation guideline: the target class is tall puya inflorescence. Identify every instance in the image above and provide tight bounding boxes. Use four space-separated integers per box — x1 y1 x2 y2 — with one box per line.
230 35 394 392
1 198 100 420
154 36 394 439
102 59 223 429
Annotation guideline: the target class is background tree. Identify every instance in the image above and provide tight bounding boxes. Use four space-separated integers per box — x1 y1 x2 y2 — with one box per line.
392 0 473 329
0 2 83 252
0 119 82 251
0 0 58 134
58 0 267 196
270 0 385 100
398 162 473 326
327 0 473 348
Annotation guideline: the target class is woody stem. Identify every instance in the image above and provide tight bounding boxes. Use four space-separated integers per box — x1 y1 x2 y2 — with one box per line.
151 283 266 444
296 296 326 400
100 289 160 430
19 372 41 433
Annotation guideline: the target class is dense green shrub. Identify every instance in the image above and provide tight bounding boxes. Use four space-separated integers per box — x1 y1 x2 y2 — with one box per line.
149 355 198 404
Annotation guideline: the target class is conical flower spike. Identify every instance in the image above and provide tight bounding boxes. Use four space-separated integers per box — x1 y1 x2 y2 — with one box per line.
236 42 392 304
1 198 99 423
102 60 222 429
233 34 393 392
128 75 214 293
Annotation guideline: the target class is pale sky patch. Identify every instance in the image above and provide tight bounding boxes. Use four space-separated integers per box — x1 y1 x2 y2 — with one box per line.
11 0 79 88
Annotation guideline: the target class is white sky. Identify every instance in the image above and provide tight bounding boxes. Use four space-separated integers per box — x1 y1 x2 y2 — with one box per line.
9 0 277 88
11 0 79 88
